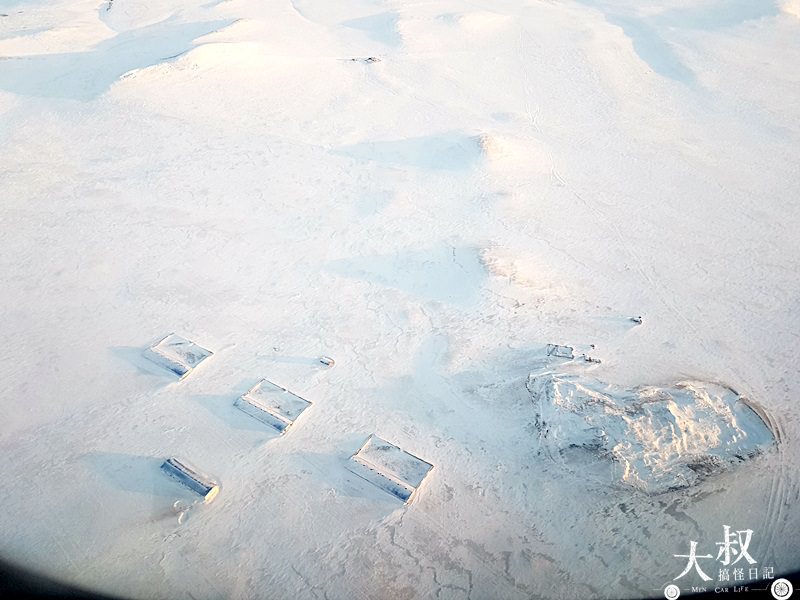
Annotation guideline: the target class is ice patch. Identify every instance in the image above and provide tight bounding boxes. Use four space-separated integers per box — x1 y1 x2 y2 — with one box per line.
527 373 775 494
337 131 482 171
338 131 548 173
342 12 401 47
654 1 780 29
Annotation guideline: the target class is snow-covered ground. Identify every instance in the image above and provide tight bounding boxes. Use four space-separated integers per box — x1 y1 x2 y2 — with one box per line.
1 0 799 598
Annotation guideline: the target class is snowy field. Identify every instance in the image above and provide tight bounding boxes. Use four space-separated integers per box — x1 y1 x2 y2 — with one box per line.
1 0 799 598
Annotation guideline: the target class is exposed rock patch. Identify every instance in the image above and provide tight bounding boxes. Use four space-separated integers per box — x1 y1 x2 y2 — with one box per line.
527 373 775 494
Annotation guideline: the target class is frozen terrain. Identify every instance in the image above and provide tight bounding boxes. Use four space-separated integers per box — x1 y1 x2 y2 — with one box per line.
1 0 799 598
527 373 775 494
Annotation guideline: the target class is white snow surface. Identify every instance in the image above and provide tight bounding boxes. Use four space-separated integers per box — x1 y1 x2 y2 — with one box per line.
1 0 799 598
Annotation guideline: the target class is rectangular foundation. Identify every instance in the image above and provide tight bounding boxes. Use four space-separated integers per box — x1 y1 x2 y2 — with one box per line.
161 457 220 503
546 344 574 359
346 435 433 504
234 380 312 433
144 333 213 379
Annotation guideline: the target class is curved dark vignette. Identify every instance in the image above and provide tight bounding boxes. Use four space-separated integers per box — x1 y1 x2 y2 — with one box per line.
0 558 122 600
0 556 798 600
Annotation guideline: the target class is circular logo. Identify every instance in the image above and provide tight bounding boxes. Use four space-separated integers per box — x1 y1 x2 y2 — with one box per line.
664 584 681 600
772 578 794 599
